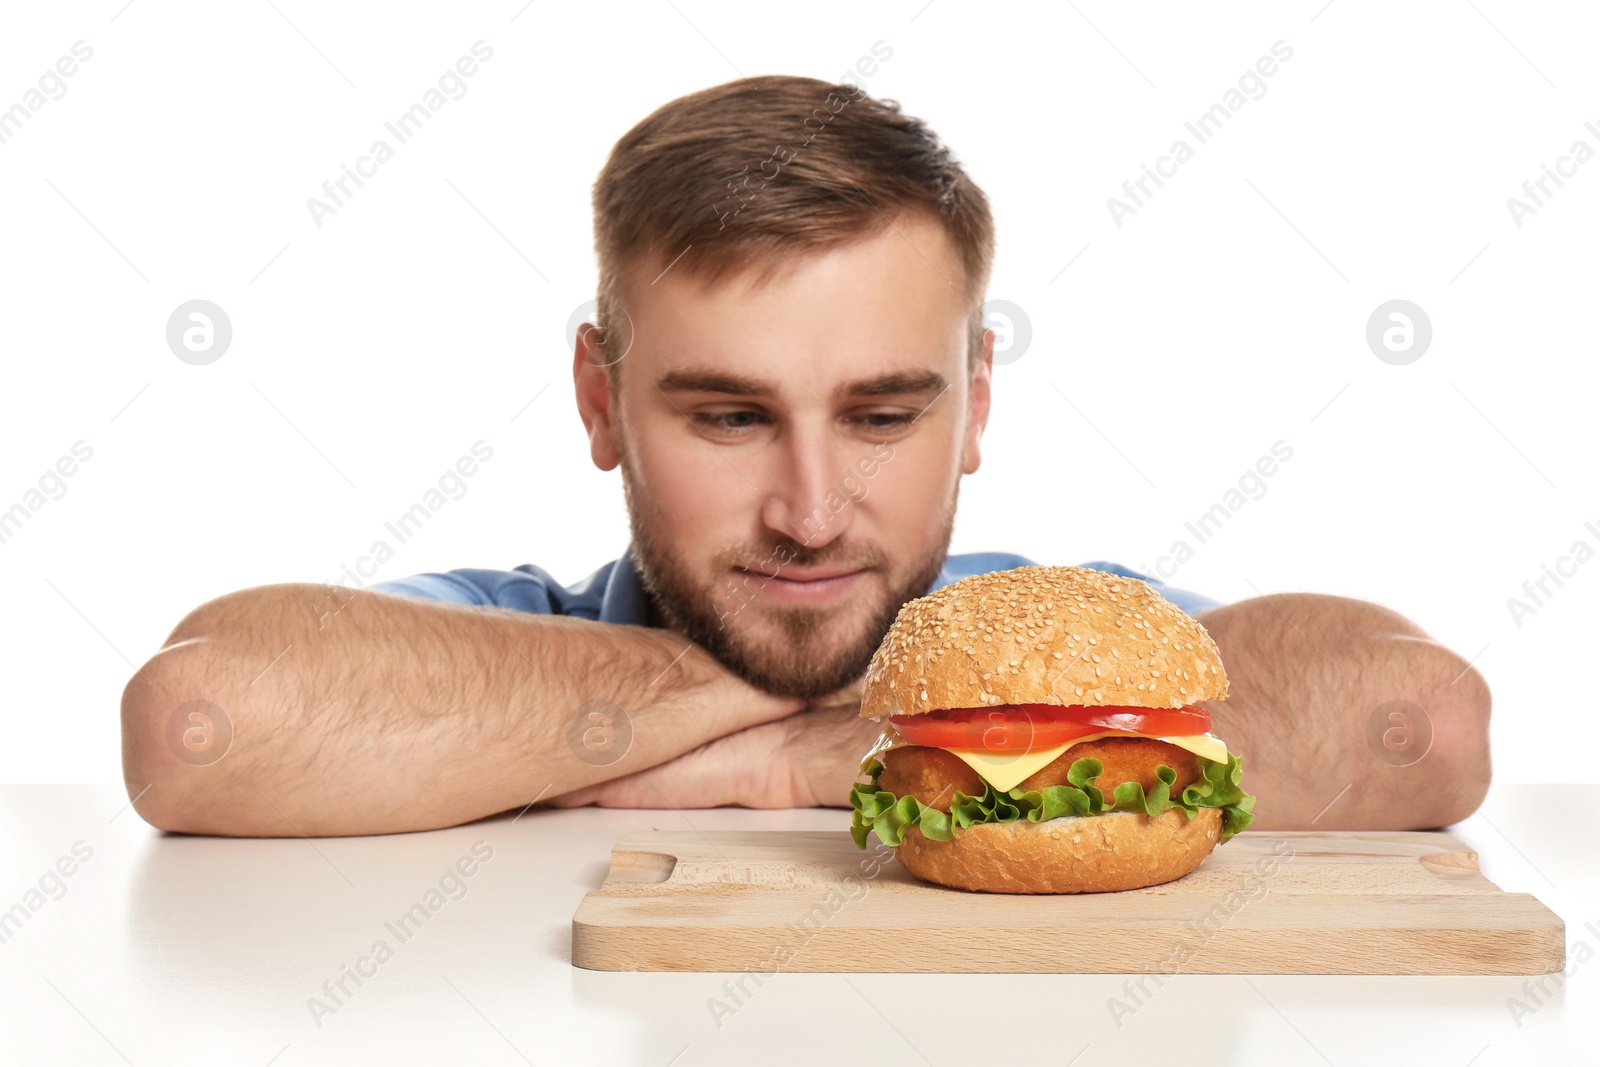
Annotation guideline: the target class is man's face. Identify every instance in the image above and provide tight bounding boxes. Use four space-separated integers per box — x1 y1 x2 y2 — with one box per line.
574 212 992 699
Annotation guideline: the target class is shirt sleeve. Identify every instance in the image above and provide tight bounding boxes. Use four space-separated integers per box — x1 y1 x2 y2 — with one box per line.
367 564 579 615
1074 560 1225 618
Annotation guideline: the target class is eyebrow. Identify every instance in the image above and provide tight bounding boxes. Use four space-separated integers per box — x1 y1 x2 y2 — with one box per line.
654 368 947 401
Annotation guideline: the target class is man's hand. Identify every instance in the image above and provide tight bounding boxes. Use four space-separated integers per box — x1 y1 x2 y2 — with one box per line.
544 684 883 810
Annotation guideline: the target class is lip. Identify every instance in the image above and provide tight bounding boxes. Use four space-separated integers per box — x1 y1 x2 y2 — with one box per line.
735 566 871 606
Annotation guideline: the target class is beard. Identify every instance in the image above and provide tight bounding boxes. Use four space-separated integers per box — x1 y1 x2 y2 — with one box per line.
621 464 957 701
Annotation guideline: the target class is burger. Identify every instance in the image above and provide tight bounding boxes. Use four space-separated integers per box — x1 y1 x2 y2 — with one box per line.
848 565 1255 893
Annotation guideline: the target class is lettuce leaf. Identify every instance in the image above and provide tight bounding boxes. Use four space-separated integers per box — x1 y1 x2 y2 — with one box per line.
849 750 1256 850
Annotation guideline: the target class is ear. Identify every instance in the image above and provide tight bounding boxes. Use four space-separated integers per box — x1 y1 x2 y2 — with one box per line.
573 323 621 471
961 326 994 475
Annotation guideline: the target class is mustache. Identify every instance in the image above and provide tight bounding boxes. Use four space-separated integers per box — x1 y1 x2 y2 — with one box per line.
720 539 885 575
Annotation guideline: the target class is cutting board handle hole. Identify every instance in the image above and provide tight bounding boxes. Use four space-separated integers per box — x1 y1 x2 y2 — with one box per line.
605 850 678 885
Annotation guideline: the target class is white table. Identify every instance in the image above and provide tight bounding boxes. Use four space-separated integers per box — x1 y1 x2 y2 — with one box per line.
1 783 1592 1066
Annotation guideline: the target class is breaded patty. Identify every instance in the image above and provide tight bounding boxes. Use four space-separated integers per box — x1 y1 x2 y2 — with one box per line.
877 746 984 810
878 737 1202 812
1015 736 1201 795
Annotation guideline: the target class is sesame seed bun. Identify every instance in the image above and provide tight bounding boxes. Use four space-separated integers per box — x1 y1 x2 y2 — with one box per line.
895 807 1223 894
860 564 1228 720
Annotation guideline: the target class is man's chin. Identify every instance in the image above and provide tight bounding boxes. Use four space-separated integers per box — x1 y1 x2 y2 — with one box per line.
703 604 884 701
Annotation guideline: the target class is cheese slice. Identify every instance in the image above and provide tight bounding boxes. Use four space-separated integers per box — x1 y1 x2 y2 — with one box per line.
859 727 1230 793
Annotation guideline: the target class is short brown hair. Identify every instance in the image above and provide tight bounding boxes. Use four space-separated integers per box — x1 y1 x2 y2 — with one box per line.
591 75 995 372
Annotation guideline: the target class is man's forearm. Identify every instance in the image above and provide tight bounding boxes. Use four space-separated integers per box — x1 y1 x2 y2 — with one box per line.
1197 593 1492 831
120 584 801 836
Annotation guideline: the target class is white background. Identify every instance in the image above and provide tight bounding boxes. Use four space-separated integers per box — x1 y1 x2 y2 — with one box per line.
1 0 1594 787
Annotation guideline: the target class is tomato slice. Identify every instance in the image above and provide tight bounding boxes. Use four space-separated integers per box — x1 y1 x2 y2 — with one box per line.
888 703 1212 753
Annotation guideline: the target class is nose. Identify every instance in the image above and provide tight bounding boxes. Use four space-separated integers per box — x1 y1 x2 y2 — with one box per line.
758 423 855 550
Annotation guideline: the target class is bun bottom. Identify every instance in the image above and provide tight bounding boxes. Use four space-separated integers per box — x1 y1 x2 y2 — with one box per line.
895 807 1222 894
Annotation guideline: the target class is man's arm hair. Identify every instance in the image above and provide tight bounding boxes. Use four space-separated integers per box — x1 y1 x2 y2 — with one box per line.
119 583 803 836
1196 593 1492 831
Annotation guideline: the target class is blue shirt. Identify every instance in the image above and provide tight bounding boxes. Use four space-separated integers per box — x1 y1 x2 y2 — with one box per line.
368 547 1223 622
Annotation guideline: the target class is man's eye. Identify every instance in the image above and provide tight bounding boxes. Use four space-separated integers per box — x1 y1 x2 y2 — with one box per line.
853 412 917 432
693 411 766 432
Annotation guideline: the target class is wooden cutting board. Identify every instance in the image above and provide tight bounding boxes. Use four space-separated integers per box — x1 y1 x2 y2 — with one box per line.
571 829 1564 975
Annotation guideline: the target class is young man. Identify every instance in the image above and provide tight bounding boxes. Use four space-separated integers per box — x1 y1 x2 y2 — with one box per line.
120 76 1490 837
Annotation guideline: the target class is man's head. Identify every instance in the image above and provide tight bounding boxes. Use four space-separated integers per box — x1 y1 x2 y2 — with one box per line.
575 75 996 700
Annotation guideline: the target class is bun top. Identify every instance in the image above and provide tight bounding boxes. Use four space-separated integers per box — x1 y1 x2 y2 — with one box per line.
860 565 1228 720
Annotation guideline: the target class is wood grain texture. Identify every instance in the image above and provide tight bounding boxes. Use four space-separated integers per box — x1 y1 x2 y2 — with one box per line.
571 829 1565 975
